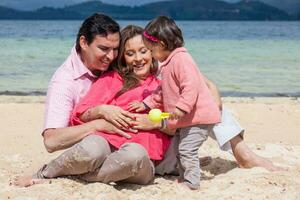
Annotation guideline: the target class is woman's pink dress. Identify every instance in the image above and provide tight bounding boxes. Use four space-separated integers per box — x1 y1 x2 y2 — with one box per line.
71 71 170 160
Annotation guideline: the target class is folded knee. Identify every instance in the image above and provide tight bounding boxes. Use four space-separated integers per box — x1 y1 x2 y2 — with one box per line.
78 135 111 163
120 143 149 163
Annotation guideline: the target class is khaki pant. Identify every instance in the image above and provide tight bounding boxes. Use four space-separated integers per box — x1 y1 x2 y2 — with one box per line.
36 135 154 185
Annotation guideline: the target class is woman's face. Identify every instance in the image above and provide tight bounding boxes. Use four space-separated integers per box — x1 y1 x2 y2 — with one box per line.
124 35 152 80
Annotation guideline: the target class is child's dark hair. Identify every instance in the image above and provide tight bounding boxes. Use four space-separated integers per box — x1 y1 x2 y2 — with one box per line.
143 16 184 51
75 13 120 53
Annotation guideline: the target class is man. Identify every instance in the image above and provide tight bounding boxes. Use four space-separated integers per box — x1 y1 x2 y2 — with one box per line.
14 13 148 187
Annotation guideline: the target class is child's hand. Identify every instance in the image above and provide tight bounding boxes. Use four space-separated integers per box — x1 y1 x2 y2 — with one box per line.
128 101 147 112
170 107 186 120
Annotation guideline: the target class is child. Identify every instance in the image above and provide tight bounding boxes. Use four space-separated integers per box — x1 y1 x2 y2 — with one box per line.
131 16 221 190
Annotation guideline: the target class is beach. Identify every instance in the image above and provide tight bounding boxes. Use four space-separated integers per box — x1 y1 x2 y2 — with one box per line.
0 96 300 199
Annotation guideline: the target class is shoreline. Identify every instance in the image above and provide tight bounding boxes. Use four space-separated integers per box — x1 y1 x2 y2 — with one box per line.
1 90 299 98
0 95 299 103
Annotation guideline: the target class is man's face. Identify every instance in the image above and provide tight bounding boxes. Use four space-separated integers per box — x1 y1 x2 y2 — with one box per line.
80 32 120 75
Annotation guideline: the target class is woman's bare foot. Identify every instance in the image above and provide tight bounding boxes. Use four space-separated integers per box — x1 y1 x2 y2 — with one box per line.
237 151 288 171
12 175 47 187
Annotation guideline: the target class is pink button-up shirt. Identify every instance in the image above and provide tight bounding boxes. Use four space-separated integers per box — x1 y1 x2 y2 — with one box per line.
43 47 97 131
70 71 170 160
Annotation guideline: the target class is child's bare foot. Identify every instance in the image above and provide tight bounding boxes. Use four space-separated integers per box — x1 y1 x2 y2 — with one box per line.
178 181 199 191
12 175 47 187
174 179 199 190
199 156 212 167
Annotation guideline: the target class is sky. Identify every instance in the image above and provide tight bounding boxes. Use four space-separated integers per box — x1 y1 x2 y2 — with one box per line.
0 0 299 14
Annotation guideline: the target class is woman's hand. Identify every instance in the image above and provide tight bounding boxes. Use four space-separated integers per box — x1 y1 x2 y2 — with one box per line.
131 113 161 131
128 101 147 112
97 105 136 129
91 119 135 139
132 114 177 135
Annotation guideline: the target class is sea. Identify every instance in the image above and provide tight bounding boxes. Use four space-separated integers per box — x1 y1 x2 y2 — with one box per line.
0 20 299 97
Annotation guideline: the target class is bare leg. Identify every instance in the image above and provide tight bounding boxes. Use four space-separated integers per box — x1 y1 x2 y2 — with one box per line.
230 134 287 171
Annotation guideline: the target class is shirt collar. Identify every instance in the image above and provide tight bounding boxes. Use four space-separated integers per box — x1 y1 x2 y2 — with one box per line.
160 47 187 68
71 46 98 80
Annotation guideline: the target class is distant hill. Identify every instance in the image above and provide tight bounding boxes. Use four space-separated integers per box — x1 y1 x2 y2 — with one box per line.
0 6 79 19
222 0 300 15
0 6 23 19
258 0 300 15
0 0 299 16
0 0 294 20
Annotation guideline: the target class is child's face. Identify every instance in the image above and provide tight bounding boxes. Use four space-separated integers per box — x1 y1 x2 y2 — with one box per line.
144 40 169 63
124 35 153 80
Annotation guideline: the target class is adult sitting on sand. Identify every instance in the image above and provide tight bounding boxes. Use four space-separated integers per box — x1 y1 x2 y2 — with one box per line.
14 13 283 187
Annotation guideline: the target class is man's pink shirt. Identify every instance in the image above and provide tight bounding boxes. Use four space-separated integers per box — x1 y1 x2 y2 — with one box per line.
43 47 97 131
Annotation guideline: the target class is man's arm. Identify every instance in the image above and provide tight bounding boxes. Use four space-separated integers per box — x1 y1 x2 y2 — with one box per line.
203 76 222 110
43 121 96 153
79 105 135 129
43 119 131 153
43 72 81 152
43 72 131 153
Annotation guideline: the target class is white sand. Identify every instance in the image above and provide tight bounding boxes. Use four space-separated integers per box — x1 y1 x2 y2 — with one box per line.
1 96 300 200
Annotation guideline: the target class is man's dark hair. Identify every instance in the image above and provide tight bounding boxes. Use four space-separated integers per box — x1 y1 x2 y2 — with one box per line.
75 13 120 53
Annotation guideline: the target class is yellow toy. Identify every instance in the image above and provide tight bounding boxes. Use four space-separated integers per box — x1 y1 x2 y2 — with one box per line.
148 109 170 122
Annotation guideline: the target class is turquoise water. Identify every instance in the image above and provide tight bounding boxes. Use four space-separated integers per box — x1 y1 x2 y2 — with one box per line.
0 20 299 96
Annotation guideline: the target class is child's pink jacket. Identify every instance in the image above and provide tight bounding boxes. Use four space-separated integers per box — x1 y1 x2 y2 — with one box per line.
144 47 221 129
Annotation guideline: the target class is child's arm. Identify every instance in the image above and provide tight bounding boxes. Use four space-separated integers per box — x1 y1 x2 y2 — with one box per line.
128 85 163 112
128 101 149 112
142 85 164 110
